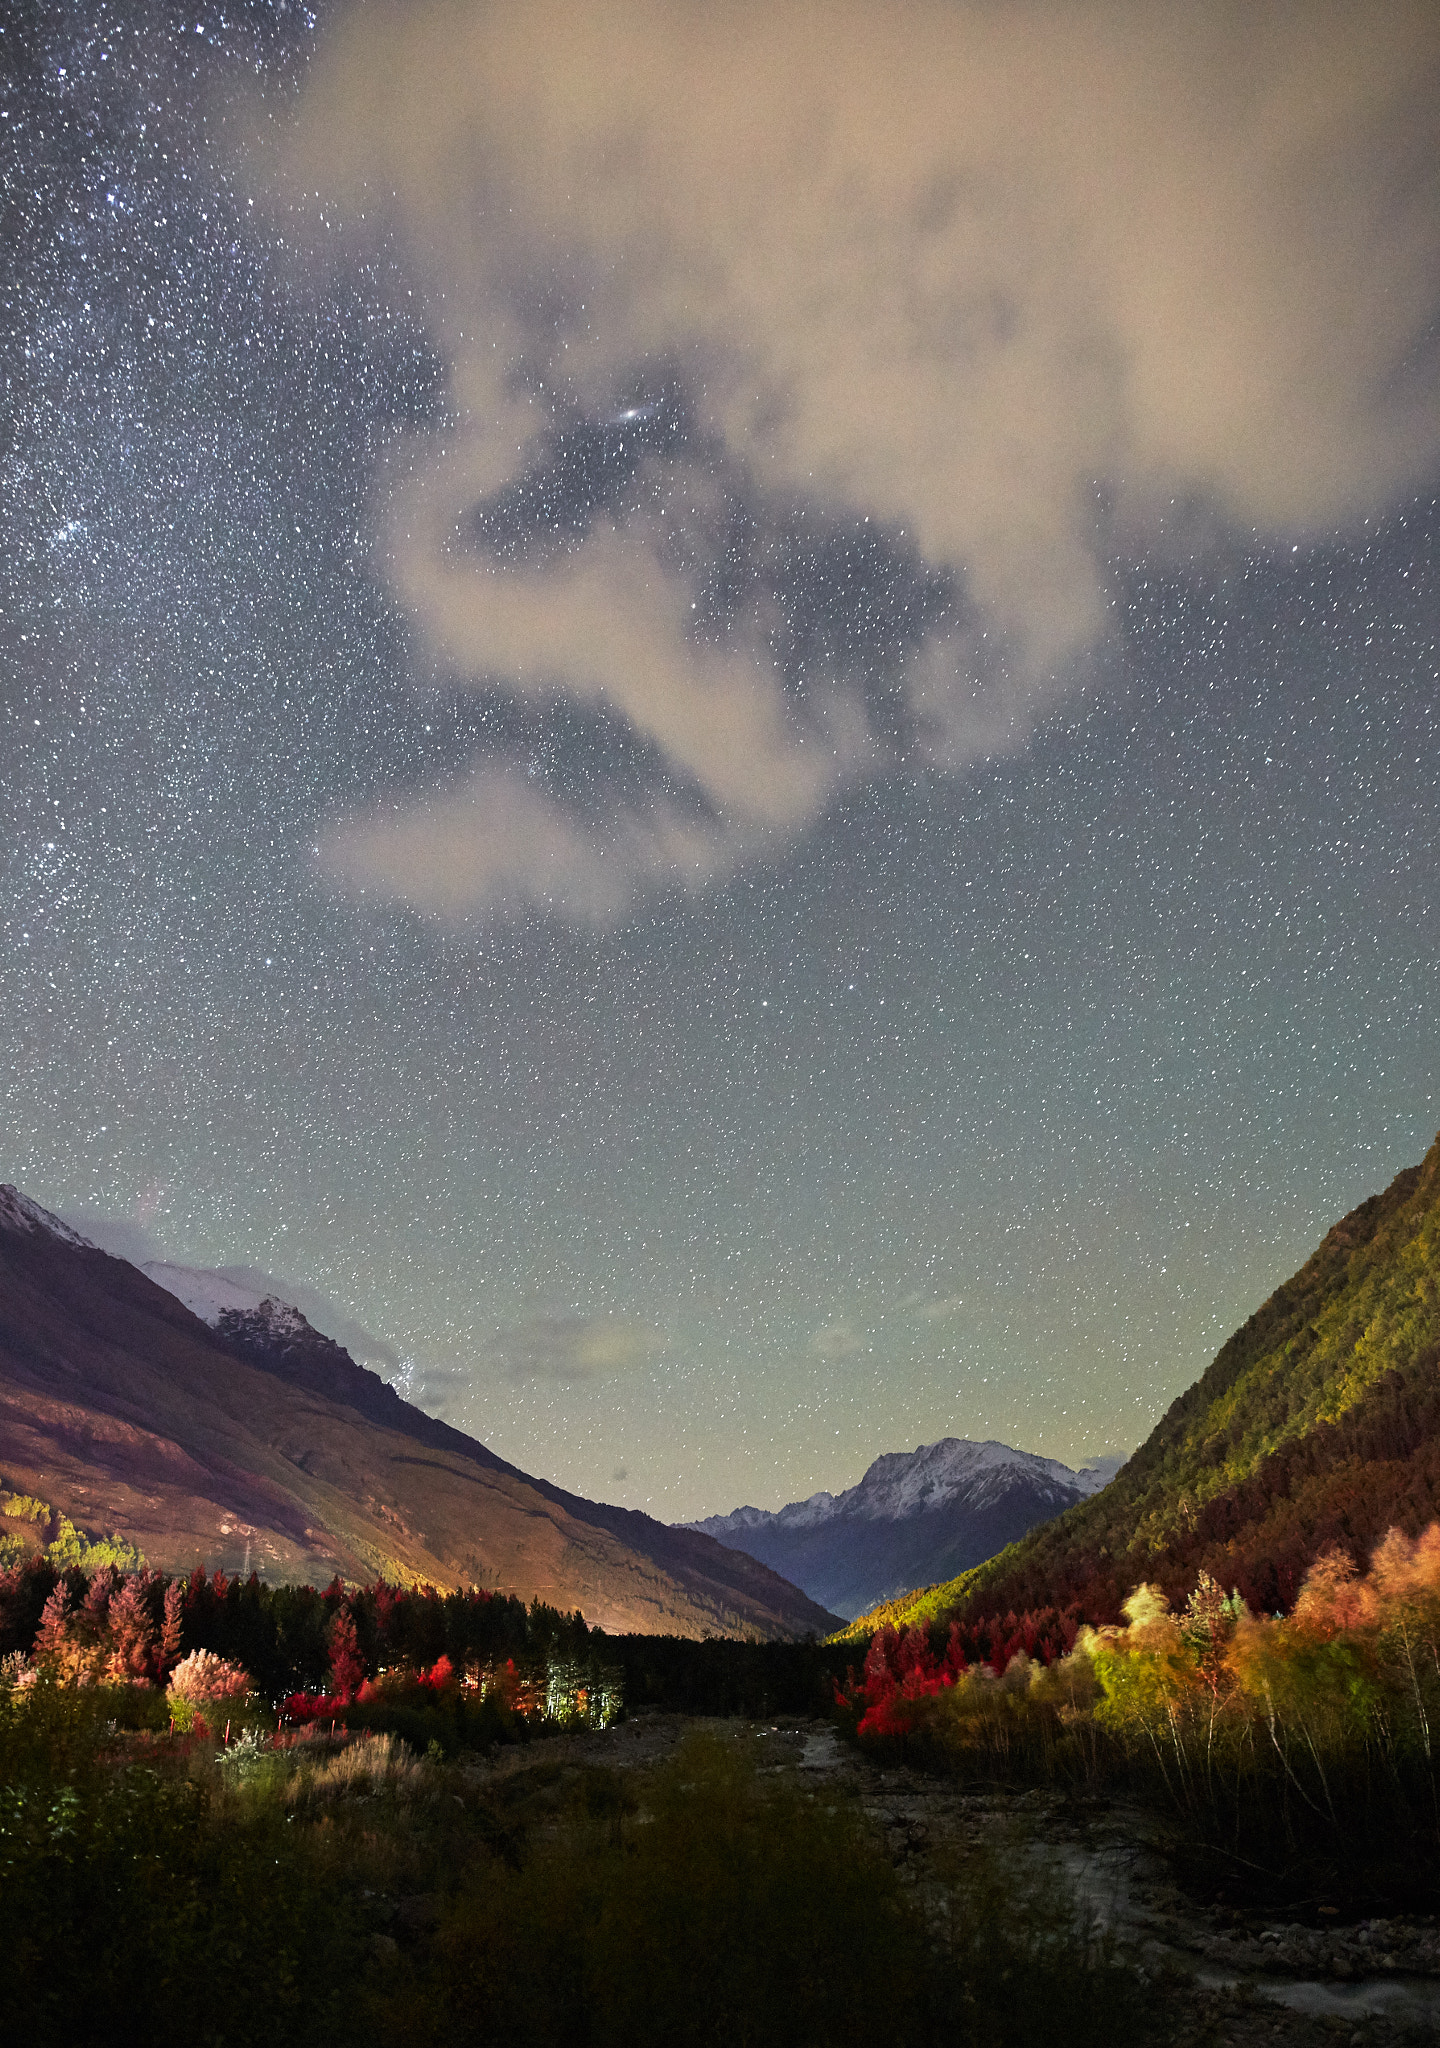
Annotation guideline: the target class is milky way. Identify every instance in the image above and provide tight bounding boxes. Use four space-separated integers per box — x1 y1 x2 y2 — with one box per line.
2 2 1438 1521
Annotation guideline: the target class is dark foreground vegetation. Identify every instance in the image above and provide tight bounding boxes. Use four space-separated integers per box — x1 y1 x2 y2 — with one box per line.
0 1547 1147 2043
0 1680 1151 2048
6 1519 1440 2040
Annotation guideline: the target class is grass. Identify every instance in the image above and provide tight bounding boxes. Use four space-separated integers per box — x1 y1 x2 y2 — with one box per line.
283 1727 435 1804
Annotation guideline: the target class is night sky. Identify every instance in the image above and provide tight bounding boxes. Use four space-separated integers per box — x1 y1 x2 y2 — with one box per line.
3 1 1438 1523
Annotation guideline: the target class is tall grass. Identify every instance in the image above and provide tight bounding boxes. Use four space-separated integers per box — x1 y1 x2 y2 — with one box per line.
284 1728 433 1805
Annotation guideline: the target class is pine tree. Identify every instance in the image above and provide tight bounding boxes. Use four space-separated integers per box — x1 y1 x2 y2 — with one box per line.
33 1580 75 1665
106 1575 159 1684
327 1603 364 1699
160 1578 184 1673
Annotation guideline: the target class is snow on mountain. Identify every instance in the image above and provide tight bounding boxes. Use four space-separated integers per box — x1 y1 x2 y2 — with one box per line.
142 1273 355 1364
1072 1455 1125 1496
681 1435 1120 1621
693 1437 1094 1540
0 1185 95 1250
128 1255 404 1373
140 1260 285 1325
232 1297 312 1344
700 1499 834 1535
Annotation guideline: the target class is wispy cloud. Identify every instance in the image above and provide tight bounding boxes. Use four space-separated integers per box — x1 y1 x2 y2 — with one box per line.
490 1312 660 1384
912 1295 968 1325
808 1320 866 1361
279 0 1440 923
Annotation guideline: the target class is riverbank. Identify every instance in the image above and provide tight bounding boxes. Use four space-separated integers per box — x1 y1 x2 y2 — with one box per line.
468 1711 1440 2048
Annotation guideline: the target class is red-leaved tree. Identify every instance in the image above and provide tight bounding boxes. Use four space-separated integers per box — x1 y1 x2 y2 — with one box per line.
327 1603 365 1700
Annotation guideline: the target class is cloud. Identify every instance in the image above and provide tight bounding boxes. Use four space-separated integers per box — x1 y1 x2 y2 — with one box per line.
325 761 740 925
912 1295 969 1325
61 1206 406 1369
281 0 1440 921
321 467 876 920
58 1205 165 1269
1078 1452 1128 1486
808 1320 866 1361
400 1358 472 1414
490 1313 660 1383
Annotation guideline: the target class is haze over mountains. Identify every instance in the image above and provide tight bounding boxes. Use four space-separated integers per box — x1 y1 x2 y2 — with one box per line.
685 1439 1116 1620
0 1187 837 1640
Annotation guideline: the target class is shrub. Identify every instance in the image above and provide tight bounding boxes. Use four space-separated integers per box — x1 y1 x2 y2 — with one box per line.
0 1677 363 2043
284 1731 429 1806
1 1493 49 1522
166 1648 252 1731
843 1520 1440 1905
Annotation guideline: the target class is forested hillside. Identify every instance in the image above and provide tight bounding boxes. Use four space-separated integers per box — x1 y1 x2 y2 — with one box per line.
850 1132 1440 1634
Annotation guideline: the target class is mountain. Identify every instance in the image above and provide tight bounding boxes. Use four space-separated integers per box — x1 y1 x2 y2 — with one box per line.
134 1256 400 1374
681 1438 1109 1620
0 1187 838 1640
848 1132 1440 1637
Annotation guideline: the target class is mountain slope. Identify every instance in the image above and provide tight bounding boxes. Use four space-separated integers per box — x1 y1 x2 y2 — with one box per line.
0 1189 837 1640
848 1133 1440 1636
683 1438 1103 1619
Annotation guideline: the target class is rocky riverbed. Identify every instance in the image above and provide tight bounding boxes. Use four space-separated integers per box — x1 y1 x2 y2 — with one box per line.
471 1713 1440 2048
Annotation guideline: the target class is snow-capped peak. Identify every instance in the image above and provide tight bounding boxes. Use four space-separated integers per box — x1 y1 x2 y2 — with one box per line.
221 1297 313 1345
824 1437 1088 1523
1071 1456 1123 1497
0 1185 95 1250
143 1265 320 1352
142 1261 285 1326
687 1435 1100 1539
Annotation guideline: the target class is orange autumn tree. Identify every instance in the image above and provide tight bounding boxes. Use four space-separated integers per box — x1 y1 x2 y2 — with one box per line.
846 1520 1440 1840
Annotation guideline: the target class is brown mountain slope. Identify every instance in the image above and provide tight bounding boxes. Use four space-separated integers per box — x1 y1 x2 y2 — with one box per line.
0 1189 838 1639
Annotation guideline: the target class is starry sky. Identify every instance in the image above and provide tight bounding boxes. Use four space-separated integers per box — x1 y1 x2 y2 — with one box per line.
3 0 1438 1524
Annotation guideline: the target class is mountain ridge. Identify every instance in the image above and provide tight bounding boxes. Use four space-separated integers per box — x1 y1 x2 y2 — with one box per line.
682 1437 1108 1620
844 1132 1440 1637
0 1188 839 1640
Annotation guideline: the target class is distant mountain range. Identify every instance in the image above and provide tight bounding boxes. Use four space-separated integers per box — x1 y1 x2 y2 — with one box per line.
850 1131 1440 1637
0 1186 838 1640
682 1438 1113 1620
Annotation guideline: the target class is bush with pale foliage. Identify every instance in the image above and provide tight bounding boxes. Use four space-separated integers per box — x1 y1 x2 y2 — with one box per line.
167 1647 252 1729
